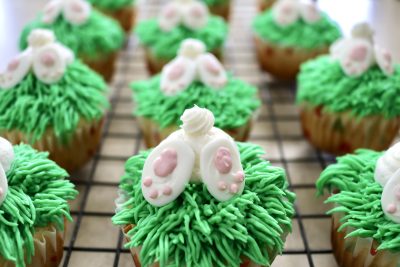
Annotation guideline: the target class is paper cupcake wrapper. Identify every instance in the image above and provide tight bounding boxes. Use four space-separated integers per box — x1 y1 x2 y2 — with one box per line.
254 36 329 80
257 0 276 11
331 212 400 267
208 1 231 21
82 52 118 82
300 104 400 155
0 224 65 267
1 117 104 172
122 224 280 267
137 115 255 148
99 5 136 34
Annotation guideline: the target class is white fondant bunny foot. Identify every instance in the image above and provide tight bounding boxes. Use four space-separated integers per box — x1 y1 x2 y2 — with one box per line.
0 166 7 206
182 1 209 30
63 0 91 25
141 139 195 206
33 45 67 84
201 137 245 202
159 2 181 32
160 57 197 96
0 50 32 89
381 169 400 223
42 0 63 24
339 39 374 77
300 1 321 23
273 0 300 26
0 137 14 206
375 46 394 76
197 54 227 89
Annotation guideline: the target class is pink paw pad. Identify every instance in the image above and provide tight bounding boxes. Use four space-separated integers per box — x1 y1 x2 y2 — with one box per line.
191 6 205 17
7 58 20 72
234 171 245 183
349 45 368 61
218 181 227 191
230 184 239 194
143 177 153 187
149 190 158 199
162 186 173 196
168 63 184 81
387 203 397 214
153 148 178 177
214 147 232 174
41 52 56 67
205 58 221 76
71 1 83 12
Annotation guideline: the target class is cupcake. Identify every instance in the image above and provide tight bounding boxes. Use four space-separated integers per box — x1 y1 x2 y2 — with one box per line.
88 0 136 34
316 142 400 267
297 23 400 155
132 39 260 148
202 0 231 20
0 29 108 172
252 0 341 79
113 106 296 267
20 0 124 82
136 0 228 74
257 0 277 12
0 137 77 267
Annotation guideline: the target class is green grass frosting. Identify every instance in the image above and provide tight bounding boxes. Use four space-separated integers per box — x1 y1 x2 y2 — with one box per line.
131 75 260 130
0 61 108 144
113 142 295 266
20 10 124 59
252 11 341 49
297 56 400 119
316 149 400 252
136 16 227 60
88 0 135 10
0 144 77 267
202 0 229 6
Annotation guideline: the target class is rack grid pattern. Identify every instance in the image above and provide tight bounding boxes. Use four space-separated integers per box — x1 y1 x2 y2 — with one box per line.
60 0 348 266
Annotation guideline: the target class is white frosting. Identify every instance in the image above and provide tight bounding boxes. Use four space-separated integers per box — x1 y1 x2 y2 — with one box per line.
375 142 400 186
158 0 209 32
330 22 395 77
0 137 14 206
272 0 321 27
160 39 227 95
42 0 92 26
0 29 75 89
141 106 245 206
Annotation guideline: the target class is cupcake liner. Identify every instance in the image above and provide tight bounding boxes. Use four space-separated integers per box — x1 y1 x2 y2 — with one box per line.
257 0 276 11
300 103 400 155
144 48 223 75
1 117 104 173
208 1 231 21
331 212 400 267
137 115 254 148
82 52 118 82
99 6 136 34
254 36 329 80
0 224 65 267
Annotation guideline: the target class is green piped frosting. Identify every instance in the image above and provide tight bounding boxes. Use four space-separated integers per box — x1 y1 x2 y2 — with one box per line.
113 142 295 266
20 10 124 59
88 0 134 10
297 56 400 119
202 0 229 6
136 16 227 60
252 11 341 49
0 144 77 267
316 149 400 252
0 61 108 144
131 75 260 130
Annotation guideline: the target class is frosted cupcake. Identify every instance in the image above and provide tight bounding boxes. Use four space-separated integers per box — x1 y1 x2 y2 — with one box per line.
136 0 227 74
20 0 124 81
297 23 400 155
202 0 231 20
132 39 260 148
88 0 136 33
0 29 108 172
113 107 296 267
252 0 341 79
317 142 400 266
0 137 77 267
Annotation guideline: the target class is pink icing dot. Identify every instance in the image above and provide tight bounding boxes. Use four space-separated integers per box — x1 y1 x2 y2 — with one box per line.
234 171 244 183
143 177 153 187
7 58 19 72
214 147 232 174
205 58 221 76
230 184 239 194
41 52 55 67
218 181 227 191
349 45 368 61
163 186 173 196
153 148 178 177
387 203 397 214
149 190 158 199
168 63 184 81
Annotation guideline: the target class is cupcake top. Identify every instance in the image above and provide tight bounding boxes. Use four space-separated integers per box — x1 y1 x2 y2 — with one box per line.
132 39 260 130
20 0 124 59
0 29 108 144
112 106 295 266
297 23 400 119
253 0 341 49
0 137 77 267
317 142 400 252
88 0 134 10
136 0 227 60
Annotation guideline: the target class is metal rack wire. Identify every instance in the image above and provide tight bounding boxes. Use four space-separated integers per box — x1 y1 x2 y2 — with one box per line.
61 0 339 266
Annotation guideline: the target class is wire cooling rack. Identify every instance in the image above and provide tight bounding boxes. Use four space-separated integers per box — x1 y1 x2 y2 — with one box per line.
58 0 393 266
